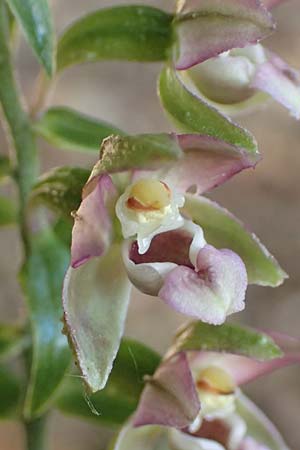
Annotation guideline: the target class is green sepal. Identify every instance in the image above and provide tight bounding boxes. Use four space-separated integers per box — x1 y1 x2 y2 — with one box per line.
170 322 283 361
159 66 258 154
184 195 287 287
91 133 183 177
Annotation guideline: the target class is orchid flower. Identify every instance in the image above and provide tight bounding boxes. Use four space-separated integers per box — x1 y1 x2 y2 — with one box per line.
171 1 300 119
173 0 275 71
112 394 290 450
115 323 300 450
180 44 300 119
62 132 286 393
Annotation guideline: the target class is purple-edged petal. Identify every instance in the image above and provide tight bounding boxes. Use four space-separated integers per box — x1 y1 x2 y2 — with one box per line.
133 353 200 429
122 223 205 296
174 0 274 70
236 393 290 450
163 135 259 194
71 174 117 268
251 52 300 118
159 245 247 324
63 245 131 392
190 332 300 387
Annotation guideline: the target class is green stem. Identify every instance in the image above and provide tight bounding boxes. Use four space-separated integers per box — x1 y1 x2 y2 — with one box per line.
0 2 38 252
25 417 48 450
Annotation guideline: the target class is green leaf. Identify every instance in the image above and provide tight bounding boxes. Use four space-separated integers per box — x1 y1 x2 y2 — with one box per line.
171 322 282 361
57 5 173 71
6 0 55 76
91 134 183 177
0 155 11 180
31 166 89 218
0 196 17 225
20 230 72 418
159 66 258 153
34 107 125 153
0 366 21 417
56 339 161 426
53 218 72 248
184 195 287 287
63 244 131 393
0 324 29 361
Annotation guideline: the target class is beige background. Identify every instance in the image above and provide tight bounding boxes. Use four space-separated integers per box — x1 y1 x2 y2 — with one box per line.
0 0 299 449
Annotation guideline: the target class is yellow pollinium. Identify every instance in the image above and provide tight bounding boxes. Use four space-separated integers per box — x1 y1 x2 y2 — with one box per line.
127 179 171 212
197 366 235 395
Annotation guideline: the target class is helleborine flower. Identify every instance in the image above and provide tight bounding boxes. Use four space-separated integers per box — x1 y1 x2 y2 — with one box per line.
133 325 300 431
128 324 300 450
172 0 291 71
112 398 290 450
62 133 286 392
173 0 275 71
181 44 300 119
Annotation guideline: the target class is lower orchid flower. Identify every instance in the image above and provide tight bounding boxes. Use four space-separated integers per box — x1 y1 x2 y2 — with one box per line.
62 133 286 392
180 44 300 119
112 397 289 450
113 323 299 450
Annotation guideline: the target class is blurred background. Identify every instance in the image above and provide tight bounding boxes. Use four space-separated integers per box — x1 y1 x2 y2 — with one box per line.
0 0 299 448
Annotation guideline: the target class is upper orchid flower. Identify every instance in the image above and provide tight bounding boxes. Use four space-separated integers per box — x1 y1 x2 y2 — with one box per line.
181 44 300 119
113 323 300 450
170 1 300 119
63 133 286 392
172 0 275 70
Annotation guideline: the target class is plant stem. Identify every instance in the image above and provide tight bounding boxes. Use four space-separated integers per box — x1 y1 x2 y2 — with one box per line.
0 4 47 448
0 1 38 253
25 417 48 450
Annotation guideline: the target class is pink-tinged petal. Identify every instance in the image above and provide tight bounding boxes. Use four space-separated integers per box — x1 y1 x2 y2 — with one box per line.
236 393 290 450
190 332 300 386
122 224 205 296
159 245 247 324
174 0 274 70
71 174 117 268
63 245 131 392
163 135 260 194
133 353 200 429
251 52 300 119
263 0 288 9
